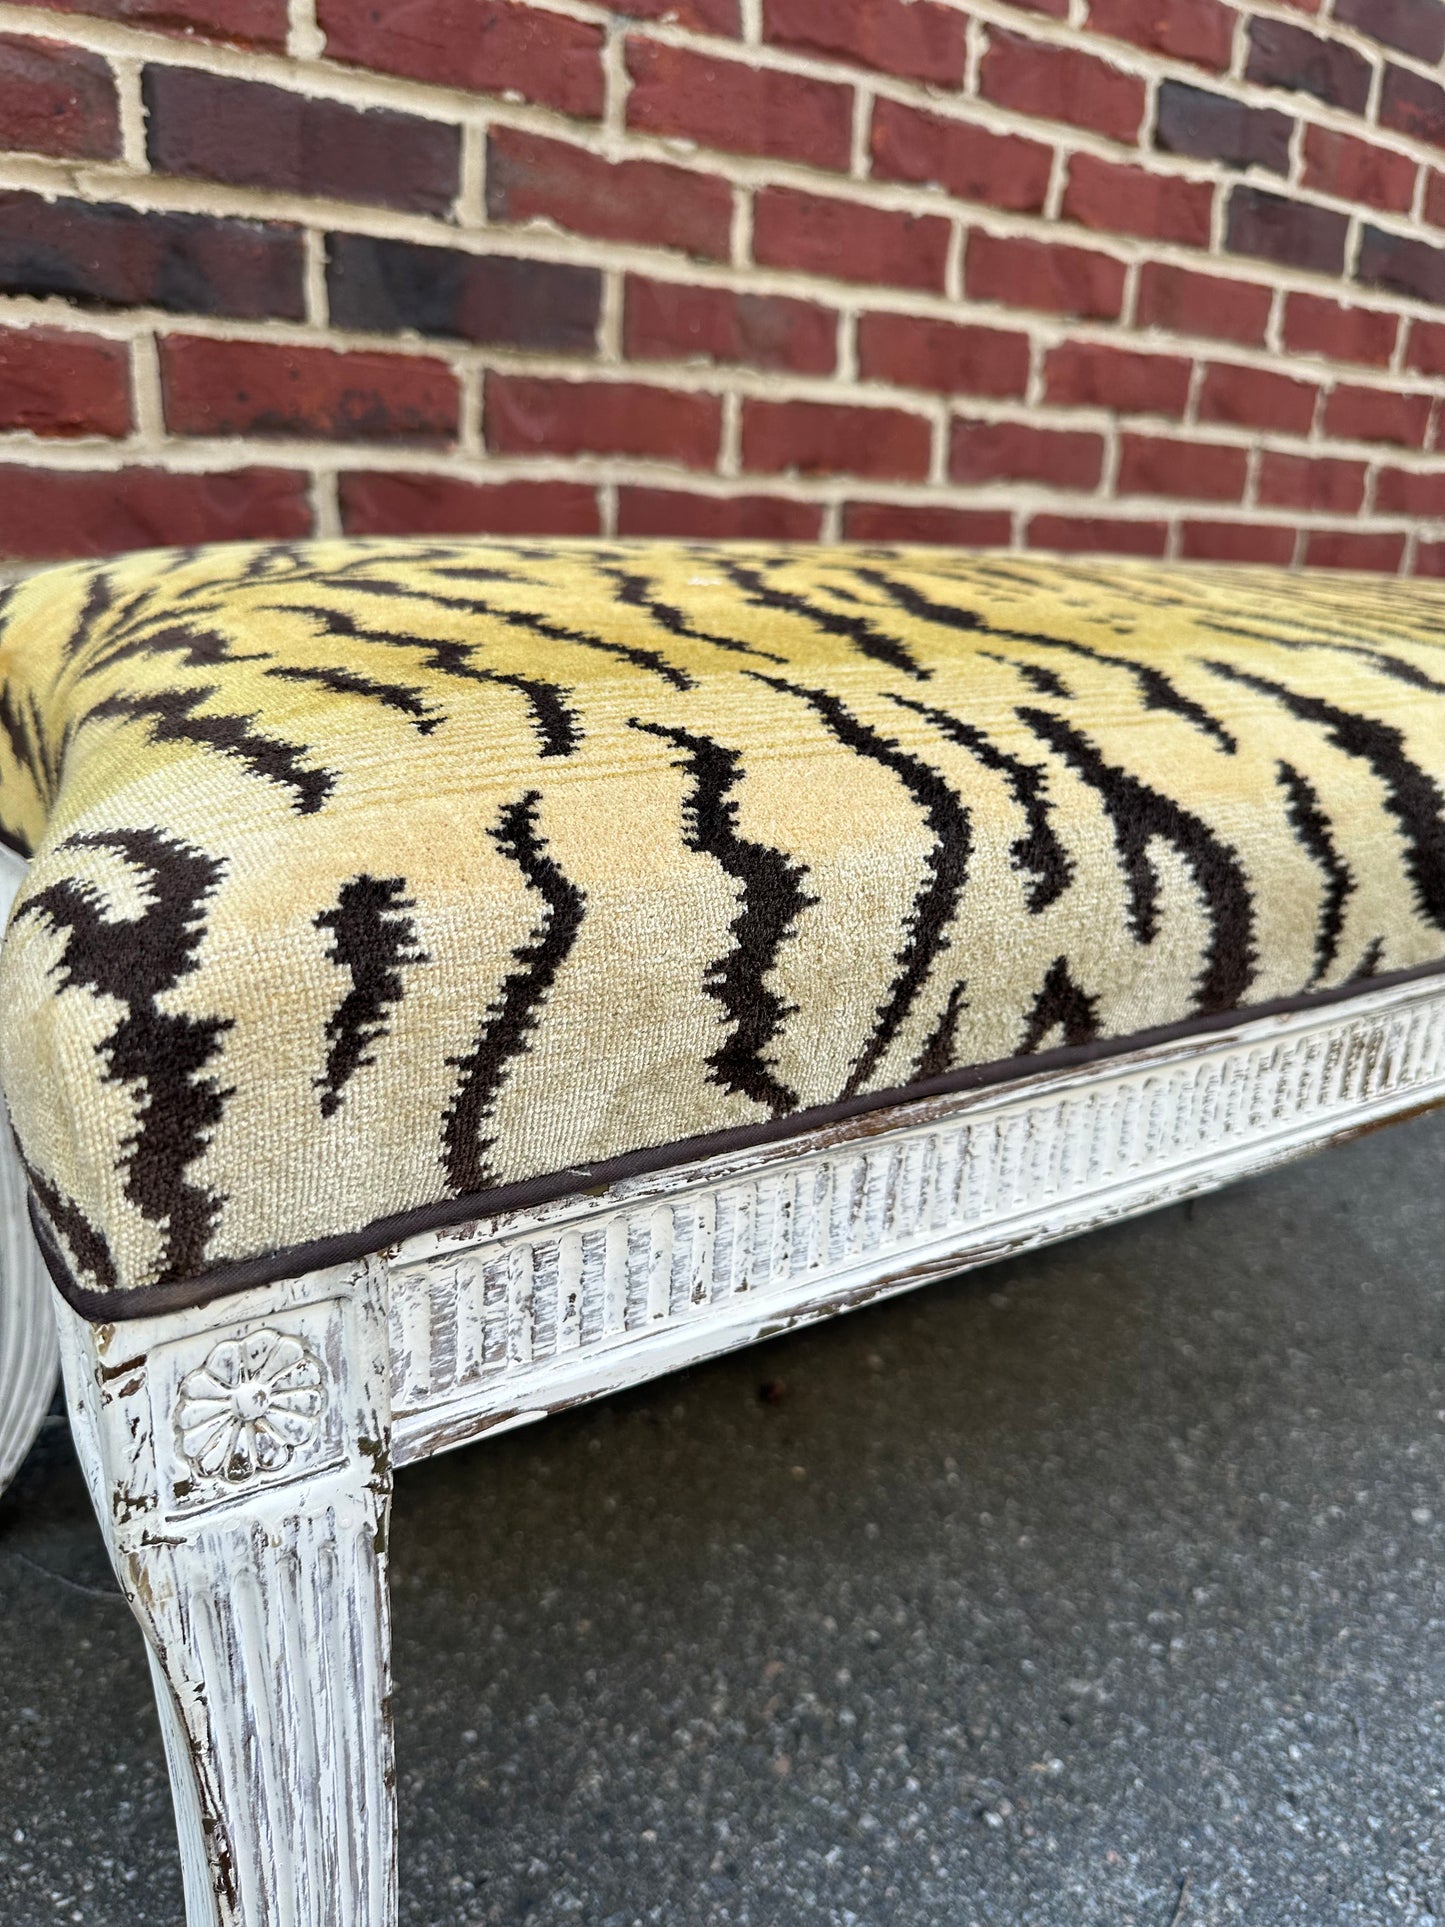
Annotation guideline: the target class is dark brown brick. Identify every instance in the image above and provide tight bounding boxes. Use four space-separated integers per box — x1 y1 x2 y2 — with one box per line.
1358 225 1445 307
967 231 1126 320
486 374 723 467
486 128 732 262
1043 341 1192 417
1375 466 1445 516
841 502 1014 545
753 189 950 292
1258 450 1367 513
1135 263 1272 344
624 277 835 375
0 325 129 437
951 418 1104 489
1407 318 1445 375
980 28 1145 143
870 98 1053 215
1380 64 1445 151
1323 383 1432 448
160 336 459 444
857 313 1031 398
1226 187 1347 276
765 0 968 85
741 398 932 480
1427 169 1445 228
1301 127 1417 216
1336 0 1445 61
1245 18 1371 113
24 0 286 49
626 38 853 171
327 234 600 353
0 34 118 161
1027 513 1169 556
1086 0 1235 72
617 487 823 539
318 0 603 120
1284 294 1398 367
143 67 458 216
1118 432 1247 502
0 192 304 319
1198 362 1317 435
1155 81 1291 174
0 462 309 559
1415 540 1445 577
1305 530 1406 573
1179 520 1297 564
1062 154 1214 247
339 472 600 537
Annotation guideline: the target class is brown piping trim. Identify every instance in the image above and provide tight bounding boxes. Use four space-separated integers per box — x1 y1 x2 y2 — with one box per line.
33 957 1445 1324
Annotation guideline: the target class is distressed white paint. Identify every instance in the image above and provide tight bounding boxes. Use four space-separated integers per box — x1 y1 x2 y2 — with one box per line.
9 968 1445 1925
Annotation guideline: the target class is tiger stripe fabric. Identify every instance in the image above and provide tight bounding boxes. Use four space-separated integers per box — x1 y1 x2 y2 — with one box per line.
3 538 1445 1316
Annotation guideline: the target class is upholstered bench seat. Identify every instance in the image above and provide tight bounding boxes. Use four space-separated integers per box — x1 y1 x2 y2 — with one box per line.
2 540 1445 1322
6 538 1445 1927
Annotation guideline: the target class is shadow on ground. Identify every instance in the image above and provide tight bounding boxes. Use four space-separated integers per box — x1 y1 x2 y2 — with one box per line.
4 1113 1445 1925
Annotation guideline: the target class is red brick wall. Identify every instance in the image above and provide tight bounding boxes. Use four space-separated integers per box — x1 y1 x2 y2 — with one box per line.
3 0 1445 571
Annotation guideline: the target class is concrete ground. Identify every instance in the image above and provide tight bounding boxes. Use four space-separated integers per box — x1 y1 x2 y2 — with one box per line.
3 1112 1445 1926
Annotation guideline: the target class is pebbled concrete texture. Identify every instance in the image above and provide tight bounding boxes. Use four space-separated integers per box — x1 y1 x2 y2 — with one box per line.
3 1111 1445 1926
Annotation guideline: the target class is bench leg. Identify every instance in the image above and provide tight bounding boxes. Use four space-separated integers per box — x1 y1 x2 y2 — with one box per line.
54 1256 397 1927
0 1121 59 1497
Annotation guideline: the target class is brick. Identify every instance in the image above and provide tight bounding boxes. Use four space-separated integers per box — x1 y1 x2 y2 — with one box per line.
327 234 600 353
841 502 1013 545
1135 263 1272 344
486 375 722 468
1305 530 1406 573
870 98 1053 215
160 336 459 445
1198 362 1317 435
626 38 852 172
950 418 1104 490
1043 341 1192 417
23 0 286 49
979 28 1145 143
318 0 603 119
486 128 732 263
0 34 118 161
1258 450 1366 513
857 313 1030 398
1086 0 1235 72
1027 513 1168 556
967 231 1126 320
1380 65 1445 152
1358 225 1445 307
1245 18 1371 113
142 67 459 218
1428 171 1445 228
1283 294 1398 367
0 325 129 437
741 398 932 480
0 463 309 559
1335 0 1445 63
1062 154 1214 248
1179 520 1297 564
1323 383 1432 448
1117 433 1247 502
1415 540 1445 577
765 0 967 84
1226 187 1348 276
339 473 599 538
1301 127 1417 216
623 0 739 30
1154 81 1290 175
617 488 824 539
624 276 835 375
1375 467 1445 516
1407 319 1445 376
0 192 304 320
753 188 950 292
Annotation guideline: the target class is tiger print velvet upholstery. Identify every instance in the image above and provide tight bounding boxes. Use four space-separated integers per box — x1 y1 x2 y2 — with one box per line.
3 538 1444 1319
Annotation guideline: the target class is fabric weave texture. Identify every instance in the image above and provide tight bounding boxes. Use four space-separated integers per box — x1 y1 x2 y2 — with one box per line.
2 538 1444 1316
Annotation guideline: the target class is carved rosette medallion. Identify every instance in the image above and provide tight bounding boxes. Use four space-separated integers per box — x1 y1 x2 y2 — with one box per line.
175 1329 328 1483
